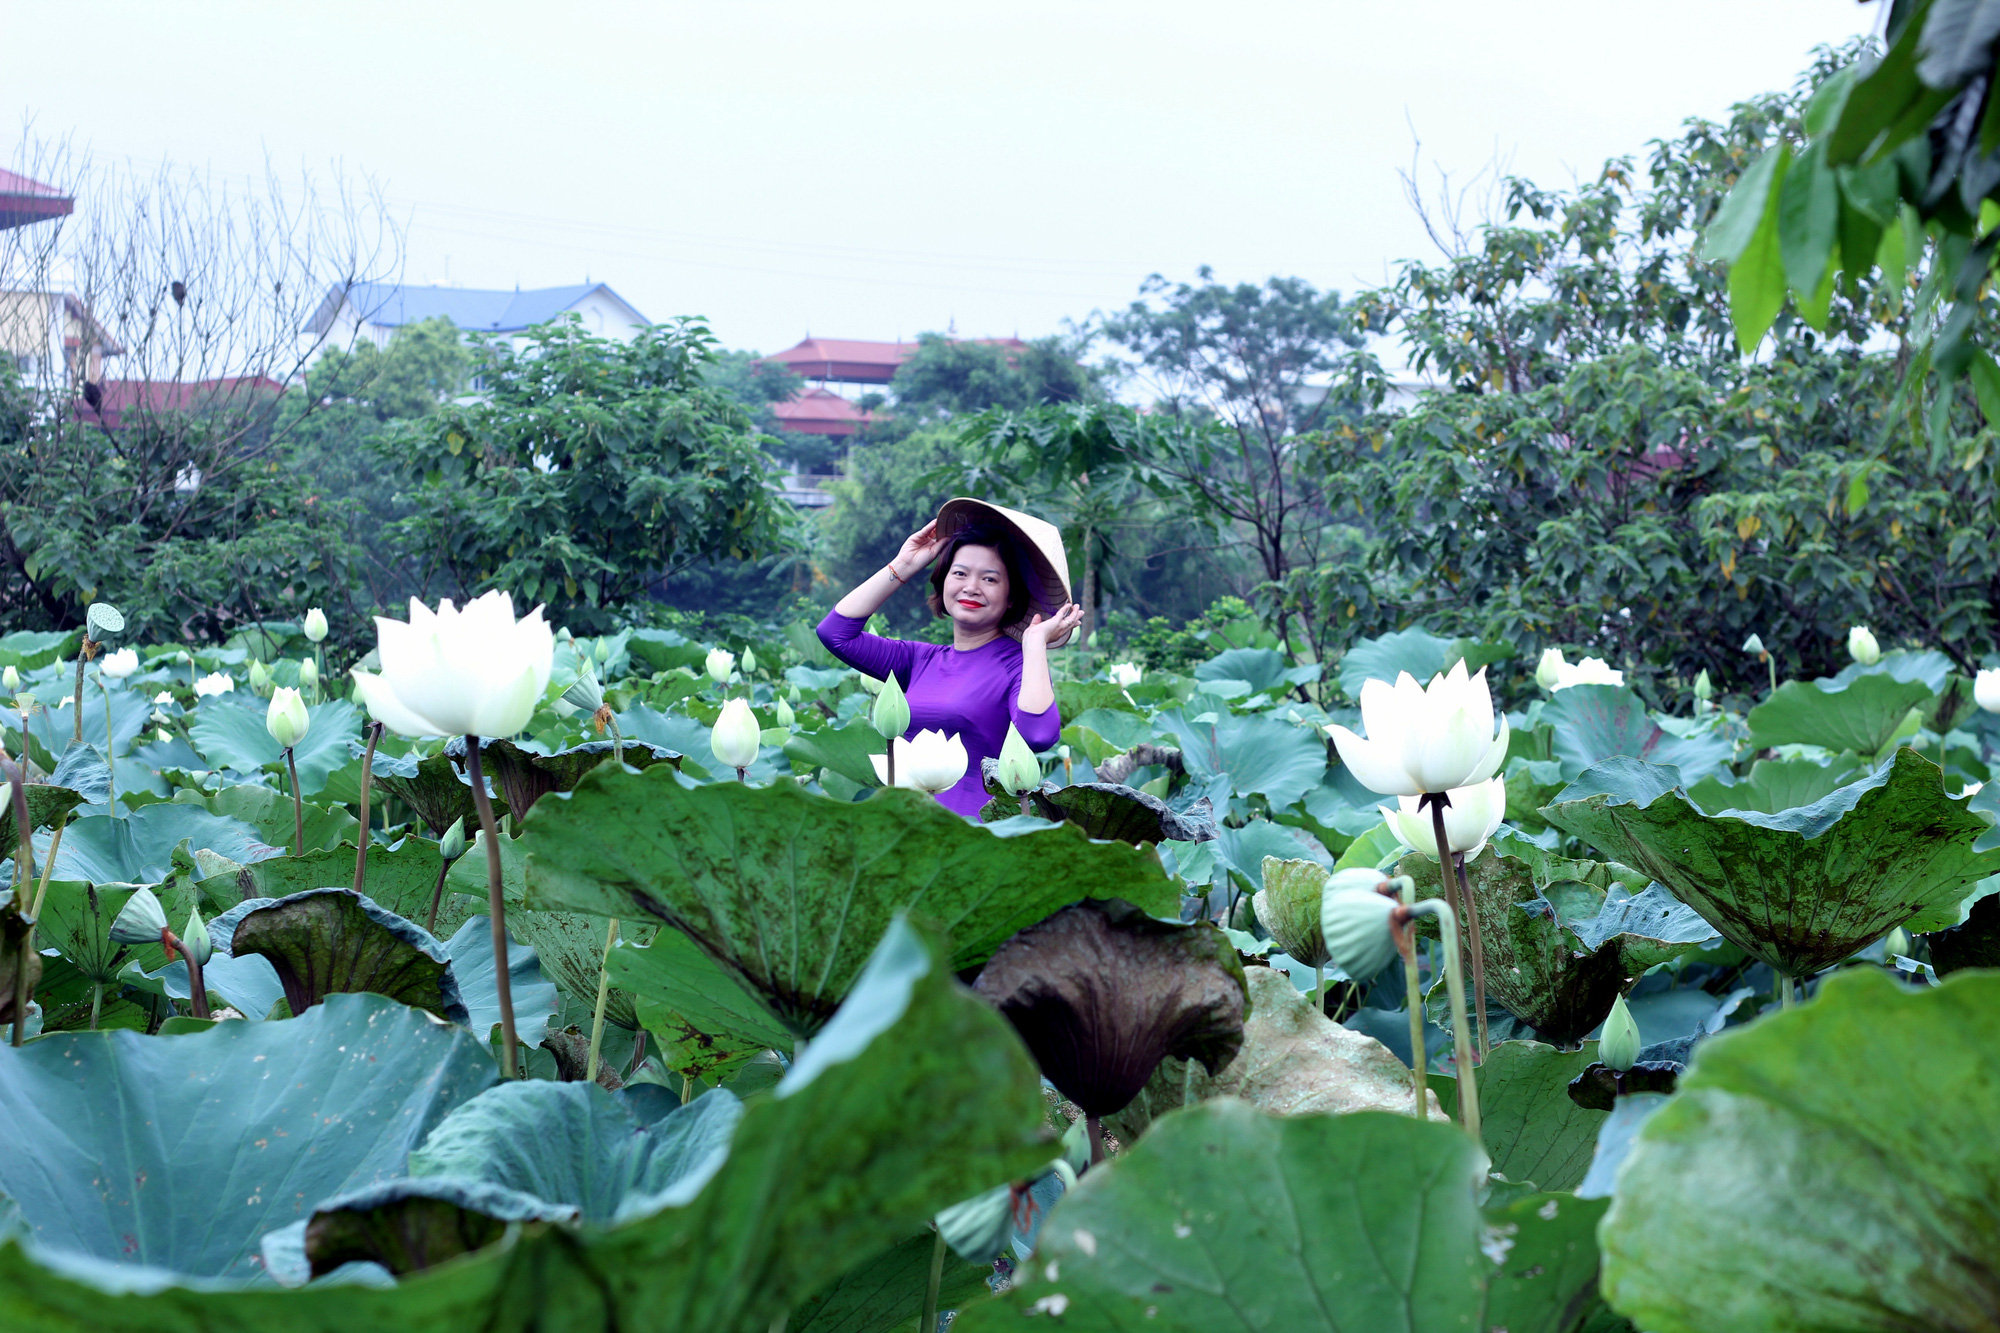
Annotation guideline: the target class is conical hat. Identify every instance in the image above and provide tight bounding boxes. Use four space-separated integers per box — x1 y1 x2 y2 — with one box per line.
932 497 1075 648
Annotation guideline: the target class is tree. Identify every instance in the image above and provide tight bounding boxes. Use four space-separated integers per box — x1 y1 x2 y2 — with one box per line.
380 316 799 634
888 331 1097 421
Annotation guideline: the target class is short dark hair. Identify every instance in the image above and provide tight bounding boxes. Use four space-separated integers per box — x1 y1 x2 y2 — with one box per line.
926 523 1032 628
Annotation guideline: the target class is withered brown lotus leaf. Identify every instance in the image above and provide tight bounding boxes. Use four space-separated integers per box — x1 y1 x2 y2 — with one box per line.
973 897 1249 1117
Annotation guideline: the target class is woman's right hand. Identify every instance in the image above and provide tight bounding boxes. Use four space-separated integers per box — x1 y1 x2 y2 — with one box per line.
890 521 946 581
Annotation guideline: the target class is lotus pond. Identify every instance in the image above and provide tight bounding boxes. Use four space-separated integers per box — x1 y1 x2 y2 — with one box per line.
0 612 1993 1333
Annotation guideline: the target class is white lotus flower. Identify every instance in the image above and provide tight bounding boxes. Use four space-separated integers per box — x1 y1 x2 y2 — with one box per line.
1382 776 1506 860
709 697 761 770
1976 668 2000 714
871 729 968 794
1847 625 1880 666
266 686 311 749
1327 660 1510 797
350 591 554 739
303 607 329 643
705 648 735 684
1550 656 1623 690
1107 662 1143 688
194 672 235 697
152 691 173 705
1534 648 1566 691
100 648 139 679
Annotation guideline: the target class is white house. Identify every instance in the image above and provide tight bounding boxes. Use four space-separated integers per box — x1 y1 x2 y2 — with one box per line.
303 281 650 359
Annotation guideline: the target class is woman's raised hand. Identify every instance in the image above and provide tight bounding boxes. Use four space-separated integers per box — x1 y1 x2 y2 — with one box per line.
1021 603 1085 648
891 521 946 580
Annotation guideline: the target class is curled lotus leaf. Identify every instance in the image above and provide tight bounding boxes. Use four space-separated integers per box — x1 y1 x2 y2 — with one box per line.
302 1177 575 1280
978 771 1219 845
1745 671 1935 757
1542 750 2000 978
972 897 1249 1117
364 744 503 836
229 888 469 1024
1252 856 1329 966
442 735 679 816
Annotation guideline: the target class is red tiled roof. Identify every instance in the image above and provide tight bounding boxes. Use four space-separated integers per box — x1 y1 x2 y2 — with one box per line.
771 386 875 436
80 376 287 427
0 169 73 230
764 335 1033 384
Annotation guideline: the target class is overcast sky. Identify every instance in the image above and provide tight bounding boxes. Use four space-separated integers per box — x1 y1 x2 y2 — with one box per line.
6 1 1880 355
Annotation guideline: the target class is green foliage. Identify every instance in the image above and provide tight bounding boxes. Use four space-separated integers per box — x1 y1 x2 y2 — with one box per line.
888 331 1097 422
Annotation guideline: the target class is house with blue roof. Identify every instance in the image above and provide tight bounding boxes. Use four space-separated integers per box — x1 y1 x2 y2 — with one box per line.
304 281 650 358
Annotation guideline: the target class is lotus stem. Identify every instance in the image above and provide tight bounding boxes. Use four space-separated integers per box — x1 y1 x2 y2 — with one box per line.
465 735 519 1078
1181 1055 1196 1106
32 817 65 920
425 854 451 936
72 642 88 744
1411 899 1479 1140
607 713 624 767
1312 961 1326 1017
1396 876 1428 1119
885 744 895 789
10 761 32 1045
1426 796 1485 1063
89 981 102 1029
736 766 747 783
284 747 304 855
1780 974 1796 1009
99 674 116 816
919 1226 947 1333
1453 849 1490 1058
1086 1113 1106 1166
585 918 619 1084
352 722 382 897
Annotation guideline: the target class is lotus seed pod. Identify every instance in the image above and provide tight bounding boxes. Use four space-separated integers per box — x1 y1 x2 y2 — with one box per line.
561 659 604 714
1320 880 1399 979
439 816 468 862
1600 991 1641 1073
109 886 170 945
871 672 910 741
86 601 124 638
1253 857 1330 967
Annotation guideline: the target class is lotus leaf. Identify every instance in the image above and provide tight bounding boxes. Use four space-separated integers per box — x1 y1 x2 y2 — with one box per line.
177 784 359 853
958 1101 1610 1332
1542 750 2000 976
523 769 1179 1037
979 779 1219 844
1151 709 1327 809
1334 625 1512 699
611 927 795 1077
48 803 274 885
442 915 558 1048
783 721 884 789
1431 1040 1608 1191
366 745 497 835
0 744 103 850
25 687 151 765
791 1230 994 1333
0 992 495 1283
300 1178 573 1278
187 696 362 795
229 888 469 1023
0 627 80 671
1746 671 1935 756
441 735 678 815
1601 967 2000 1332
1215 819 1330 891
1541 683 1733 783
1685 754 1866 815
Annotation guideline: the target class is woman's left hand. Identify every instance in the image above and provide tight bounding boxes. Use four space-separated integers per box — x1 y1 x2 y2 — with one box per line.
1021 604 1085 647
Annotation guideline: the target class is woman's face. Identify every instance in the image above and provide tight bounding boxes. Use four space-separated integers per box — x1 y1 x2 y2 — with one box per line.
942 544 1011 633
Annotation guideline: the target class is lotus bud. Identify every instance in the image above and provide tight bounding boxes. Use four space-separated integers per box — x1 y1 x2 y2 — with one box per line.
156 728 171 742
248 659 274 696
100 647 139 679
594 637 613 665
1975 668 2000 714
302 607 329 643
1741 633 1767 660
1847 625 1881 666
109 886 170 945
870 672 910 741
1884 926 1911 959
995 722 1040 796
181 906 213 967
1535 647 1567 691
1 666 17 693
561 659 605 714
1319 870 1399 978
1693 669 1713 702
773 697 795 729
788 684 801 704
439 815 468 862
710 697 761 771
741 647 757 675
1107 662 1142 688
705 648 735 684
1600 992 1641 1072
298 657 319 692
266 686 311 749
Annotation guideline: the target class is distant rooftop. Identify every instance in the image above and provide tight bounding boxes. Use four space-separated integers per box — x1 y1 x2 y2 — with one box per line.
765 334 1029 385
309 281 647 335
0 168 73 231
771 385 875 436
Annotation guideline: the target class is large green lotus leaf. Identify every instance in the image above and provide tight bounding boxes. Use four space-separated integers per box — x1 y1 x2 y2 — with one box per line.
230 888 469 1023
792 1230 994 1333
0 916 1052 1331
1195 647 1295 693
1823 647 1955 694
1542 751 2000 976
196 839 478 938
612 927 795 1075
440 915 558 1048
1334 625 1512 700
783 721 885 789
0 627 80 670
441 735 679 816
1398 839 1709 1045
1151 710 1326 809
1070 707 1153 751
1541 684 1733 783
615 704 791 782
1746 672 1935 756
49 804 274 885
957 1101 1608 1332
173 785 359 853
1685 754 1866 815
26 686 151 762
34 880 147 985
0 744 104 850
993 782 1220 846
0 992 495 1284
367 745 496 835
1601 967 2000 1333
187 697 362 796
1215 818 1329 891
523 768 1179 1036
406 1080 743 1226
1431 1041 1607 1192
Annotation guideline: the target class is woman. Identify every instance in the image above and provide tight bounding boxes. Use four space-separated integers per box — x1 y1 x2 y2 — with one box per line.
818 498 1084 818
